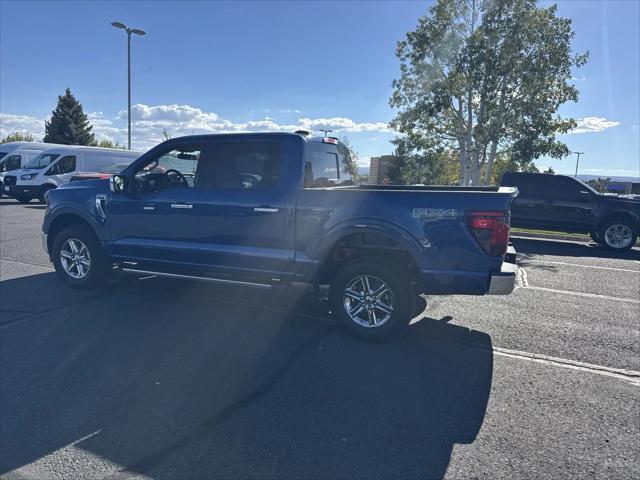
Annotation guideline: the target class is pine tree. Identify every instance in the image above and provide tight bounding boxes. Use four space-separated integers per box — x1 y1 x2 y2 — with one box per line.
43 88 95 145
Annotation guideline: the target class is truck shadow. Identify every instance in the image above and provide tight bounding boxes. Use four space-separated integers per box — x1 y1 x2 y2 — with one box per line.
1 273 492 479
511 237 640 260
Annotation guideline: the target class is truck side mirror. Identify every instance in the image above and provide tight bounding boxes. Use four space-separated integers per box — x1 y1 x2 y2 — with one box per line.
110 174 128 193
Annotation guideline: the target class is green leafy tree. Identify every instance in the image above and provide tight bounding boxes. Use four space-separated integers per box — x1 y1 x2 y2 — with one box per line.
386 136 448 184
586 177 611 193
543 166 555 174
390 0 587 185
97 138 126 149
337 135 360 182
1 132 37 143
43 88 95 145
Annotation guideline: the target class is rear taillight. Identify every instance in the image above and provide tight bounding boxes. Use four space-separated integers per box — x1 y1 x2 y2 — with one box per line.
466 210 510 256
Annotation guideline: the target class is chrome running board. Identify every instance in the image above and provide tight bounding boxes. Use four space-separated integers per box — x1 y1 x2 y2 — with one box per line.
121 268 272 289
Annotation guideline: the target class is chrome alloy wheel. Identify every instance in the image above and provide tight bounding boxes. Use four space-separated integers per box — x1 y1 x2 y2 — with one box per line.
343 275 395 328
604 224 633 249
60 238 91 279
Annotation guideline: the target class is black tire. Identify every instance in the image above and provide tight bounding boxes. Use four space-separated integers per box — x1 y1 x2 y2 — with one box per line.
15 195 32 204
329 258 414 341
52 225 109 289
589 231 600 244
598 218 638 251
38 185 55 204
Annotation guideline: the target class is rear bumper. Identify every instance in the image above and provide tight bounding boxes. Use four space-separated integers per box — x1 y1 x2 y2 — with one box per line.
418 245 518 296
488 260 518 295
488 245 517 295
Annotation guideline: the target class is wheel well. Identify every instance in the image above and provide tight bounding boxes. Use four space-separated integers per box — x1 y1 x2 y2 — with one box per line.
316 232 418 284
47 214 96 252
598 211 640 232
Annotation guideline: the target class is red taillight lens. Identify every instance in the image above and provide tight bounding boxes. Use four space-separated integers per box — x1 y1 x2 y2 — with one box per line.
466 210 510 256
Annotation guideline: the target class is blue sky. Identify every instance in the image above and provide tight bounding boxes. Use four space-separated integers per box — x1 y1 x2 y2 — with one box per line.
1 0 638 177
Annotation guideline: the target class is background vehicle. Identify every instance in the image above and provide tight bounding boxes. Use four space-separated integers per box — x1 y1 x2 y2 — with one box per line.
69 162 165 182
501 172 639 251
0 142 63 197
42 133 518 340
3 146 141 203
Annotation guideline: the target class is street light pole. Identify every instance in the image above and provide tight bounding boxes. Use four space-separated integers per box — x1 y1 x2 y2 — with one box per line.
572 151 584 178
127 29 131 150
111 21 146 150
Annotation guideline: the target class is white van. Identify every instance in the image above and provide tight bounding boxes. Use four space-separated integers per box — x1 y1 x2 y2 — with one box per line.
0 142 64 197
4 145 142 203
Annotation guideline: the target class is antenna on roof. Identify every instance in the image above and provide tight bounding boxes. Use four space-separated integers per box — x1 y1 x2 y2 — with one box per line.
320 129 333 138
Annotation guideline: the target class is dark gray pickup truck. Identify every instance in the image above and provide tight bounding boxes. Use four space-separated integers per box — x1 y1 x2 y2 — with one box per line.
42 133 519 340
501 172 639 251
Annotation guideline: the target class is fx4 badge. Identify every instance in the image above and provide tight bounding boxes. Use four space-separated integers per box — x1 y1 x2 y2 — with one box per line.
412 208 460 219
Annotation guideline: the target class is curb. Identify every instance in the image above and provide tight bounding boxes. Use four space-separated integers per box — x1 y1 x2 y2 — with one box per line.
510 232 591 243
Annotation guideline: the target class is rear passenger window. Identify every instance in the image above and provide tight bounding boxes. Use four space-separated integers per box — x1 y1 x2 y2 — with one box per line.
304 142 353 188
205 143 280 190
46 155 76 175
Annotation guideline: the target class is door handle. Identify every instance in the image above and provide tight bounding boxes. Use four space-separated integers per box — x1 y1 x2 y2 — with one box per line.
253 207 279 213
171 203 193 209
143 205 155 211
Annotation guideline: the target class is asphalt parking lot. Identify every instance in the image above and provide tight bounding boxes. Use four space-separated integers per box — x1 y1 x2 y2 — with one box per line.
1 199 638 480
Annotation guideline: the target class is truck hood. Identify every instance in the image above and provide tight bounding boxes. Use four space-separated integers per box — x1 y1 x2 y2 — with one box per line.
58 178 110 192
602 193 640 202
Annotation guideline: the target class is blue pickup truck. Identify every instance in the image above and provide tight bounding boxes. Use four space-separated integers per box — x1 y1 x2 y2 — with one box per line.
42 133 518 340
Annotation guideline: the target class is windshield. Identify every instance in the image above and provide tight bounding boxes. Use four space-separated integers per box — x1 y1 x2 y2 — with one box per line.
577 178 599 195
24 153 60 169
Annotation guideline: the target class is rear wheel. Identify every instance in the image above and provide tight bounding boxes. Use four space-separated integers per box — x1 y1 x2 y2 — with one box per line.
52 225 109 289
330 258 414 341
598 219 638 251
15 195 32 204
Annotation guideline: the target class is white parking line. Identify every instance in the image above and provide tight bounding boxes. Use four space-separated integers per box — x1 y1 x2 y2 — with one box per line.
523 259 639 273
493 346 640 386
526 285 640 304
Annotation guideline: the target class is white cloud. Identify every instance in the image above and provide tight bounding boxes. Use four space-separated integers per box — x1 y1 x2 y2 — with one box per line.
0 113 45 138
582 168 640 175
571 76 587 82
2 104 392 150
568 116 620 134
357 156 371 168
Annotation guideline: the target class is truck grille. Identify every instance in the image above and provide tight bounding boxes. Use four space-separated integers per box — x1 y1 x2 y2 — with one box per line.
3 175 17 186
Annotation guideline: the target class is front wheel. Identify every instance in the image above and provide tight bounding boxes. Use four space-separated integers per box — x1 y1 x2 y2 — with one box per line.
589 231 600 244
52 225 109 289
15 195 32 204
598 219 638 251
38 186 55 204
329 258 414 341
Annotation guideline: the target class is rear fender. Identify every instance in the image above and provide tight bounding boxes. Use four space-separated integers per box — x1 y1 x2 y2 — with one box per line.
312 219 426 269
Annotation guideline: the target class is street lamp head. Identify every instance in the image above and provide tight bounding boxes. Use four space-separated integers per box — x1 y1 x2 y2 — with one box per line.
111 21 127 29
131 28 146 36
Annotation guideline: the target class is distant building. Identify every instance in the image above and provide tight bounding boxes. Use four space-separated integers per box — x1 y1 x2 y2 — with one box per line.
369 155 396 185
607 181 633 194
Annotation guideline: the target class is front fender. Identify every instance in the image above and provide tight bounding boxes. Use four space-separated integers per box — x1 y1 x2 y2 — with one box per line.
43 200 109 243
